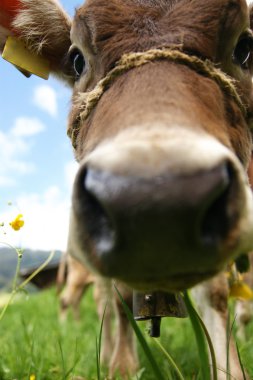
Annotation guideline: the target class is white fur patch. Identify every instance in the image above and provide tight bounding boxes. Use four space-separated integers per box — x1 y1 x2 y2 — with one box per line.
192 283 244 380
85 125 244 177
192 285 228 379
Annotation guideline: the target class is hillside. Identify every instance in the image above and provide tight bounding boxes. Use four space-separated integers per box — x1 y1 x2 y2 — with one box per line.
0 248 61 289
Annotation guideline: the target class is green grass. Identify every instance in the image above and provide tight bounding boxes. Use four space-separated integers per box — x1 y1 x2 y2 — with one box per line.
0 288 252 379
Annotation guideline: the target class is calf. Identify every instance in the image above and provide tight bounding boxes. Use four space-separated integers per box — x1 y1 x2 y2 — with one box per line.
9 0 253 290
3 0 253 378
66 0 253 293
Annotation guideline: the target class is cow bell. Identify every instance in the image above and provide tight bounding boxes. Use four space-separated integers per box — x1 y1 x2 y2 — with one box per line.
133 291 187 337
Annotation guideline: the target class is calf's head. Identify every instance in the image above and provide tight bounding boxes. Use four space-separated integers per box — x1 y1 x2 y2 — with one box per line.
13 0 253 291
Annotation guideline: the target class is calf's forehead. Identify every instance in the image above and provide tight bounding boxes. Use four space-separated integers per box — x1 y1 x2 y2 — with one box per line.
71 0 250 67
73 0 249 31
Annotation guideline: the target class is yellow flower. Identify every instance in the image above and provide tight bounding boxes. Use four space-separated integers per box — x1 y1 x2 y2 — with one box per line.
30 375 36 380
9 214 24 231
229 281 253 300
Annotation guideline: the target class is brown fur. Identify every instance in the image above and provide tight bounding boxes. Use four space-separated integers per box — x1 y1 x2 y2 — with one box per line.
69 0 253 166
75 0 245 74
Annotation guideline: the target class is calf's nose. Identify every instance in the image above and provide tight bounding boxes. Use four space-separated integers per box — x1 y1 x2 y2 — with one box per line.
73 159 240 285
71 127 250 291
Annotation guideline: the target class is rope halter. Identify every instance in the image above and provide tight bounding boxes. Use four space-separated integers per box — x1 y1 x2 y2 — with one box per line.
68 48 247 149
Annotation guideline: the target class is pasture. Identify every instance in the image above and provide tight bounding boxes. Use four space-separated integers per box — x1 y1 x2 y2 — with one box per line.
0 288 253 379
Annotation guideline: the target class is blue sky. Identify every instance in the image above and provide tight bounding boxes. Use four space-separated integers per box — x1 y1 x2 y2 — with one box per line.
0 0 81 251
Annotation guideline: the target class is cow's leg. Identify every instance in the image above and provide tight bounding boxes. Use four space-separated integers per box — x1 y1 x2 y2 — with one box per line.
109 282 138 378
192 274 246 380
59 285 75 322
93 277 114 365
59 296 70 322
59 281 88 321
59 254 95 321
56 252 67 295
71 283 93 320
59 273 93 321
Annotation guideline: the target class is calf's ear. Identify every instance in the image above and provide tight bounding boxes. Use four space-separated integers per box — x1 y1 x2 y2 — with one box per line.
12 0 73 84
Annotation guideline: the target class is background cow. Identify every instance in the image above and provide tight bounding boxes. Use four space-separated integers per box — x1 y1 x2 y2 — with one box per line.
57 253 95 321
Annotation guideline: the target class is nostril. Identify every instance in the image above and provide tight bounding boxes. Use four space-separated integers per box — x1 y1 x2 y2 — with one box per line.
82 168 116 253
76 159 243 269
200 161 240 247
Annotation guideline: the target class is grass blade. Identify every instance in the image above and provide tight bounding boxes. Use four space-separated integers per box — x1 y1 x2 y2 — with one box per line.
64 339 80 378
226 307 231 380
58 339 67 380
195 310 218 380
184 290 214 380
226 308 243 380
153 338 184 380
18 250 55 290
235 341 247 380
114 285 166 380
96 304 107 380
229 308 247 380
96 338 100 380
226 308 237 380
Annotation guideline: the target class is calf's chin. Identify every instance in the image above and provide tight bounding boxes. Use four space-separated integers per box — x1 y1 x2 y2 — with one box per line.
69 126 253 292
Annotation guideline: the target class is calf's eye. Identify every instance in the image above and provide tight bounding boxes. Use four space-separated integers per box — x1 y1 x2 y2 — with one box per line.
233 36 253 69
70 49 86 78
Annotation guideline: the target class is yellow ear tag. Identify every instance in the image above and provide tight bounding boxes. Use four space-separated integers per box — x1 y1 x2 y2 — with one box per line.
229 281 253 300
2 36 50 79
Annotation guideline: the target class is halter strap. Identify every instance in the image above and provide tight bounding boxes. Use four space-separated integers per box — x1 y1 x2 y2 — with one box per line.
68 48 246 149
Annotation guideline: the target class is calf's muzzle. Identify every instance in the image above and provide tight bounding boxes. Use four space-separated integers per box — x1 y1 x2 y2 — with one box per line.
71 127 253 292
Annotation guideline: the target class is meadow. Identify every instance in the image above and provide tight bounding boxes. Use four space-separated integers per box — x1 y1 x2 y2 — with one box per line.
0 287 253 380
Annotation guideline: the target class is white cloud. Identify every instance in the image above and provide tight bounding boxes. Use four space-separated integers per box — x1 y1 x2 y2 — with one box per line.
33 85 58 117
1 186 71 251
64 160 79 191
0 117 45 186
0 176 15 187
11 117 45 137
